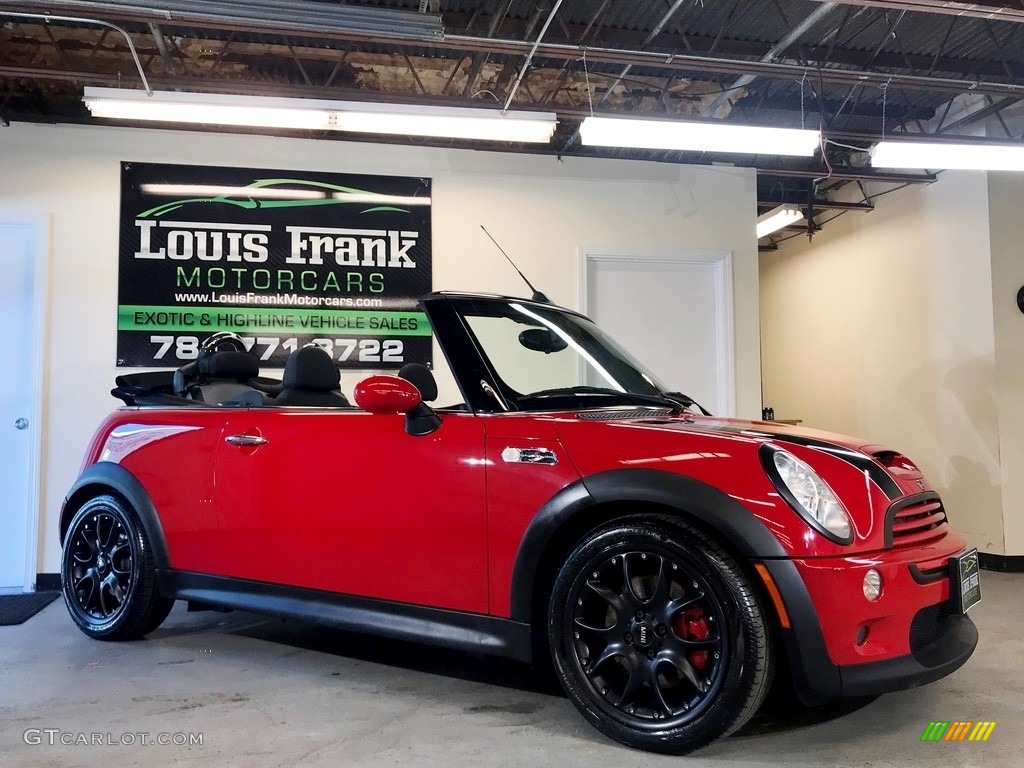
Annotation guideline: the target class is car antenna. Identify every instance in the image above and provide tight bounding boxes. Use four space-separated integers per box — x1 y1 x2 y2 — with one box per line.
480 225 550 303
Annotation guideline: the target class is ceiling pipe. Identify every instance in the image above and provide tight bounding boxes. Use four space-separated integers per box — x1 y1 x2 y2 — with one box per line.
702 3 838 117
0 10 151 94
502 0 564 112
147 22 177 76
596 0 688 107
1 0 444 40
460 0 514 99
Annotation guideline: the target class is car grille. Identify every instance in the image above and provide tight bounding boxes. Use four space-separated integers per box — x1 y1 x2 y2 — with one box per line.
909 602 959 663
577 408 672 421
885 492 948 548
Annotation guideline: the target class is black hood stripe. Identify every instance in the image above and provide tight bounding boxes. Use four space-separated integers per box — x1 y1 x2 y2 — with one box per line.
669 422 902 500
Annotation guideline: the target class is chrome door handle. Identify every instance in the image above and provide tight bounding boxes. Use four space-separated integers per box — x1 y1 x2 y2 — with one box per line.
14 418 29 430
225 434 268 447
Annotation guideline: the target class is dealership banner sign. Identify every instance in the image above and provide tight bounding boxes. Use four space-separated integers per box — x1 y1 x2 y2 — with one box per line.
117 162 432 368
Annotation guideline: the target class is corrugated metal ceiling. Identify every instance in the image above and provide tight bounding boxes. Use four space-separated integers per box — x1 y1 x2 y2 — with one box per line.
5 0 1024 244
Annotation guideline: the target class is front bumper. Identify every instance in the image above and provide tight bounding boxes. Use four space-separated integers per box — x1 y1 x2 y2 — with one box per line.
839 607 977 696
759 544 978 703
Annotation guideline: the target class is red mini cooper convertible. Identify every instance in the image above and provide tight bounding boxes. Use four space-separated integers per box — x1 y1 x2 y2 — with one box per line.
60 292 979 754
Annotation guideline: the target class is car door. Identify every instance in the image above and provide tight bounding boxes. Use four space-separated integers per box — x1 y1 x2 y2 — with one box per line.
208 407 489 614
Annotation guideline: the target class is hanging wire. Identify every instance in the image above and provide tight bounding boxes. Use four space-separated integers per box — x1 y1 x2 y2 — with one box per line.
880 77 892 137
817 66 832 183
826 138 870 152
582 45 594 116
800 69 807 129
809 67 832 214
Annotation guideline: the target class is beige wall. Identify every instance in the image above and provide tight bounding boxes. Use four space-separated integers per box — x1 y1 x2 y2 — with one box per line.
0 122 760 575
988 174 1024 555
760 171 1006 553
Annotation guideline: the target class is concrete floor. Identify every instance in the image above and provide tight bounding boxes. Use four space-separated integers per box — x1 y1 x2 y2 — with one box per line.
1 573 1021 768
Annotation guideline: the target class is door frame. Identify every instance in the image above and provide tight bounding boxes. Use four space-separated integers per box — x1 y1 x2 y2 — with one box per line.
578 246 736 417
0 213 50 592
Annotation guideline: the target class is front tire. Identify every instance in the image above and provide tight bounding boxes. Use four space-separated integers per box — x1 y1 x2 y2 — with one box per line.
61 494 174 640
548 518 772 754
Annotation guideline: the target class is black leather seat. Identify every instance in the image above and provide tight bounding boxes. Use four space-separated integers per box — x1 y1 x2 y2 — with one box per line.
275 345 350 407
176 350 261 404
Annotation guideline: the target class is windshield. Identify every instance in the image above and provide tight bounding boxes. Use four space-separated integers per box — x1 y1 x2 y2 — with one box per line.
457 299 686 412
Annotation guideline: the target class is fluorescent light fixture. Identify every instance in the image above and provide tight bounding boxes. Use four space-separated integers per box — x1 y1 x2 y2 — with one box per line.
871 140 1024 171
580 116 820 156
334 101 556 142
757 205 804 238
83 87 557 143
85 89 334 130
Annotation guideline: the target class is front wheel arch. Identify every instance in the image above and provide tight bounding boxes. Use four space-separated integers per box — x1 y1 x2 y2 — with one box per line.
60 463 170 571
510 470 788 627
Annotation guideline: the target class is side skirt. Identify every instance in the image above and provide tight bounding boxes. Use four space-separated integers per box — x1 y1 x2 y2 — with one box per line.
157 571 533 664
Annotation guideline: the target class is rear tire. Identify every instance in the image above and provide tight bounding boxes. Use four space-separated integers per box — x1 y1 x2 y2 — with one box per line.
548 518 772 754
61 494 174 640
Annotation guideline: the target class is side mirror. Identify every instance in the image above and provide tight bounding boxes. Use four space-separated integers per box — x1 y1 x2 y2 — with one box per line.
354 375 441 436
354 375 422 414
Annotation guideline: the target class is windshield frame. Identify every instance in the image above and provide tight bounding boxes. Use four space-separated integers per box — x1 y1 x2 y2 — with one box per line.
421 293 677 414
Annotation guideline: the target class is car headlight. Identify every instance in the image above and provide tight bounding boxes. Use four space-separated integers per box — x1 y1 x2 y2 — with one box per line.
759 445 853 544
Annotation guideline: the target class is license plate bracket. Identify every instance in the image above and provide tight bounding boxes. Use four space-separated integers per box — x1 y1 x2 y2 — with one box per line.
950 548 982 614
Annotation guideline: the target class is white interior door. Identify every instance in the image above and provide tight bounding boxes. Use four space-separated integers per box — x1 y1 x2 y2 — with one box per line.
582 248 735 416
0 220 42 591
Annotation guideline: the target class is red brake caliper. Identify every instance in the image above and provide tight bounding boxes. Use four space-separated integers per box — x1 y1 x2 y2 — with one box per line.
676 607 711 671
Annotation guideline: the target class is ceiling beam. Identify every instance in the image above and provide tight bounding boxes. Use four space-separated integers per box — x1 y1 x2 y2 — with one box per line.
758 199 874 211
6 8 1024 101
807 0 1024 24
0 0 444 40
445 11 1024 80
439 36 1024 100
759 168 936 183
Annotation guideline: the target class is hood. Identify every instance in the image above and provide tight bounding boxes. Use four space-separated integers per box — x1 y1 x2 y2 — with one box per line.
571 408 874 452
562 407 926 498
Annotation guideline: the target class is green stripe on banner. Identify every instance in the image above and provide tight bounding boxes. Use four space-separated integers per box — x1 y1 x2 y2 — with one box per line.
118 305 431 336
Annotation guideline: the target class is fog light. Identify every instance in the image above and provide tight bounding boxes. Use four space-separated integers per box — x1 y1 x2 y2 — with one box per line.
863 569 882 601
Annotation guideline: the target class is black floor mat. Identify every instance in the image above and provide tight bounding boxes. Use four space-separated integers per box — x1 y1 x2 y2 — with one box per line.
0 592 60 626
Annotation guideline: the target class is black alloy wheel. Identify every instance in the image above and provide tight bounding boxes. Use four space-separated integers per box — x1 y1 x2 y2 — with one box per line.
61 495 174 640
549 519 772 754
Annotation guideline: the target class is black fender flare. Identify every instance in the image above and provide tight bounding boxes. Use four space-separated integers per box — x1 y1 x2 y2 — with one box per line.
508 468 788 623
60 462 171 571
